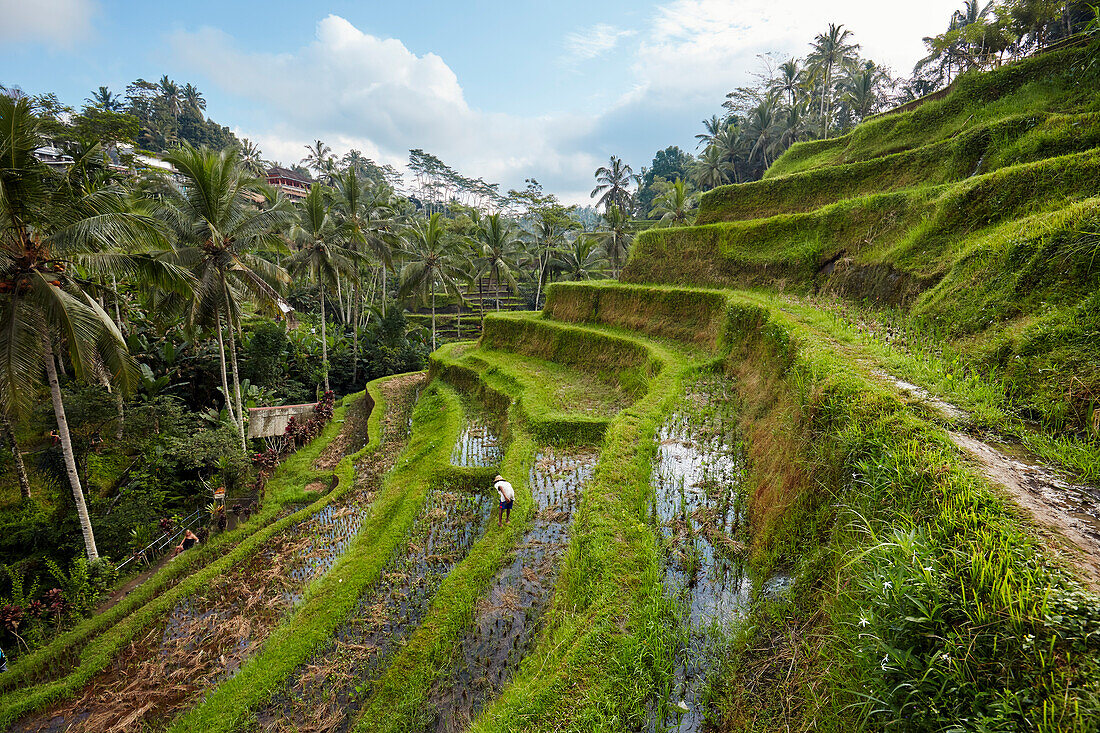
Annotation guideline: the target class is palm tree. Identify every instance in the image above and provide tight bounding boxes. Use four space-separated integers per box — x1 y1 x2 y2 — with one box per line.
552 236 607 281
399 213 459 351
0 96 190 560
157 144 294 449
695 115 725 149
302 140 334 177
770 59 804 107
287 185 361 393
592 205 633 279
714 123 746 184
159 76 181 119
590 155 639 213
649 179 697 226
527 216 567 310
693 146 733 190
746 99 783 168
87 86 122 112
808 23 859 138
473 213 523 311
844 64 881 122
238 139 267 177
182 83 206 114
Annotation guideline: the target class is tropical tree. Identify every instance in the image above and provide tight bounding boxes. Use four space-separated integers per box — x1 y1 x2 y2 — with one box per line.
590 155 639 213
238 138 267 177
157 144 294 448
159 75 181 119
551 236 607 281
693 146 733 190
527 215 568 309
649 179 697 226
399 213 459 351
695 115 725 149
182 83 206 114
287 184 361 393
808 23 859 138
745 98 784 167
302 140 334 177
592 205 633 278
87 86 122 112
770 59 805 106
0 96 188 560
473 213 523 311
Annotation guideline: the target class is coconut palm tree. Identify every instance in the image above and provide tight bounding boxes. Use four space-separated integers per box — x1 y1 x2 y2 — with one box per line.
302 140 334 178
808 23 859 138
182 83 206 114
844 63 882 122
770 59 805 107
592 205 633 279
87 86 122 112
287 184 361 393
159 76 181 119
693 146 733 190
649 179 697 226
695 114 725 149
238 139 268 178
745 99 784 168
552 236 607 281
0 96 190 560
156 144 294 449
399 213 459 351
590 155 639 213
473 213 523 311
527 216 567 310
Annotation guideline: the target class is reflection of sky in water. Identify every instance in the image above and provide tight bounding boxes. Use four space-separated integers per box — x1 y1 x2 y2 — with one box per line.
651 377 753 733
452 419 504 467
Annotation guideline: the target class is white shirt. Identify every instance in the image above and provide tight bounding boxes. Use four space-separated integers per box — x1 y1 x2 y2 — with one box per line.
495 480 514 502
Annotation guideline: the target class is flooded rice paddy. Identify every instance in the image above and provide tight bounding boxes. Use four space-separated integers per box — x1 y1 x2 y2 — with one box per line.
426 448 596 732
650 374 750 733
452 413 504 468
255 488 495 733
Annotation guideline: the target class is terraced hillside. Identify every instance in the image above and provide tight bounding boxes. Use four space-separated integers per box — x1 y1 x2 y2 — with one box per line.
5 44 1100 733
627 39 1100 436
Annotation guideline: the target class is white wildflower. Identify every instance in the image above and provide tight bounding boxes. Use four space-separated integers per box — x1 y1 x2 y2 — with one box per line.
859 615 870 627
883 581 893 591
677 700 689 712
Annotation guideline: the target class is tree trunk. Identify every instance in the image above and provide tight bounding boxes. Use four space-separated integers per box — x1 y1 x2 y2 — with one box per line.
215 312 238 431
43 338 98 561
111 274 125 336
478 277 485 327
351 288 359 386
320 287 330 393
228 329 246 450
494 265 501 311
2 414 31 500
431 278 437 352
535 246 546 310
335 275 344 325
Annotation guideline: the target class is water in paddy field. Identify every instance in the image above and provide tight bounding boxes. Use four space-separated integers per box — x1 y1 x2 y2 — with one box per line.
452 416 504 467
650 374 751 733
255 488 495 733
427 449 597 732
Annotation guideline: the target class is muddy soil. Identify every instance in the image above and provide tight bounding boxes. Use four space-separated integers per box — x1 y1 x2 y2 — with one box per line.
425 448 597 733
875 370 1100 590
12 380 420 733
254 489 494 733
650 375 751 733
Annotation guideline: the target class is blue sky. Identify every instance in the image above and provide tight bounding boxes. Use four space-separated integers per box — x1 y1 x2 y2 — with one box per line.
2 0 963 203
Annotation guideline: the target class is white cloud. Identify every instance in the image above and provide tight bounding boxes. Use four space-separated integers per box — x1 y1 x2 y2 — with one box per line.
0 0 96 47
563 24 636 63
172 15 600 202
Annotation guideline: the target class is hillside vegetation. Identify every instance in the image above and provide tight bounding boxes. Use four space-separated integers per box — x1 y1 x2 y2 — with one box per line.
627 39 1100 433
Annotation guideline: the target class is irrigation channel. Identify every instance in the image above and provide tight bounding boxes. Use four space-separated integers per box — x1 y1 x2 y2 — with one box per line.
649 373 752 733
11 382 417 733
253 398 505 733
426 448 597 732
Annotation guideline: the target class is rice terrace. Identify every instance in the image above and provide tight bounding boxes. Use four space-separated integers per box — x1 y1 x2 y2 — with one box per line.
1 1 1100 731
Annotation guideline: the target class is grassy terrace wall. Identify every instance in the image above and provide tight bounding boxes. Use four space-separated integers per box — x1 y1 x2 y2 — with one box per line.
0 391 369 727
696 112 1100 224
167 373 483 732
766 39 1100 179
510 281 1099 731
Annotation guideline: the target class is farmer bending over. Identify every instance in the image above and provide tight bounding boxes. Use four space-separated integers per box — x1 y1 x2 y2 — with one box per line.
171 529 200 558
494 474 514 527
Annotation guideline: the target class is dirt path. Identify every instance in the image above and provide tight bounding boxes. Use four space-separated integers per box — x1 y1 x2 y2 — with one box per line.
770 296 1100 592
10 383 419 733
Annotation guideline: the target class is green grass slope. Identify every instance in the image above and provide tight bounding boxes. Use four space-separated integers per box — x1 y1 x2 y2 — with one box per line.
625 43 1100 432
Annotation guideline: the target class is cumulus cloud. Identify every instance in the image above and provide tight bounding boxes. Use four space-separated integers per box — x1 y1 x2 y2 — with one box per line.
172 15 600 200
563 24 636 63
0 0 96 47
